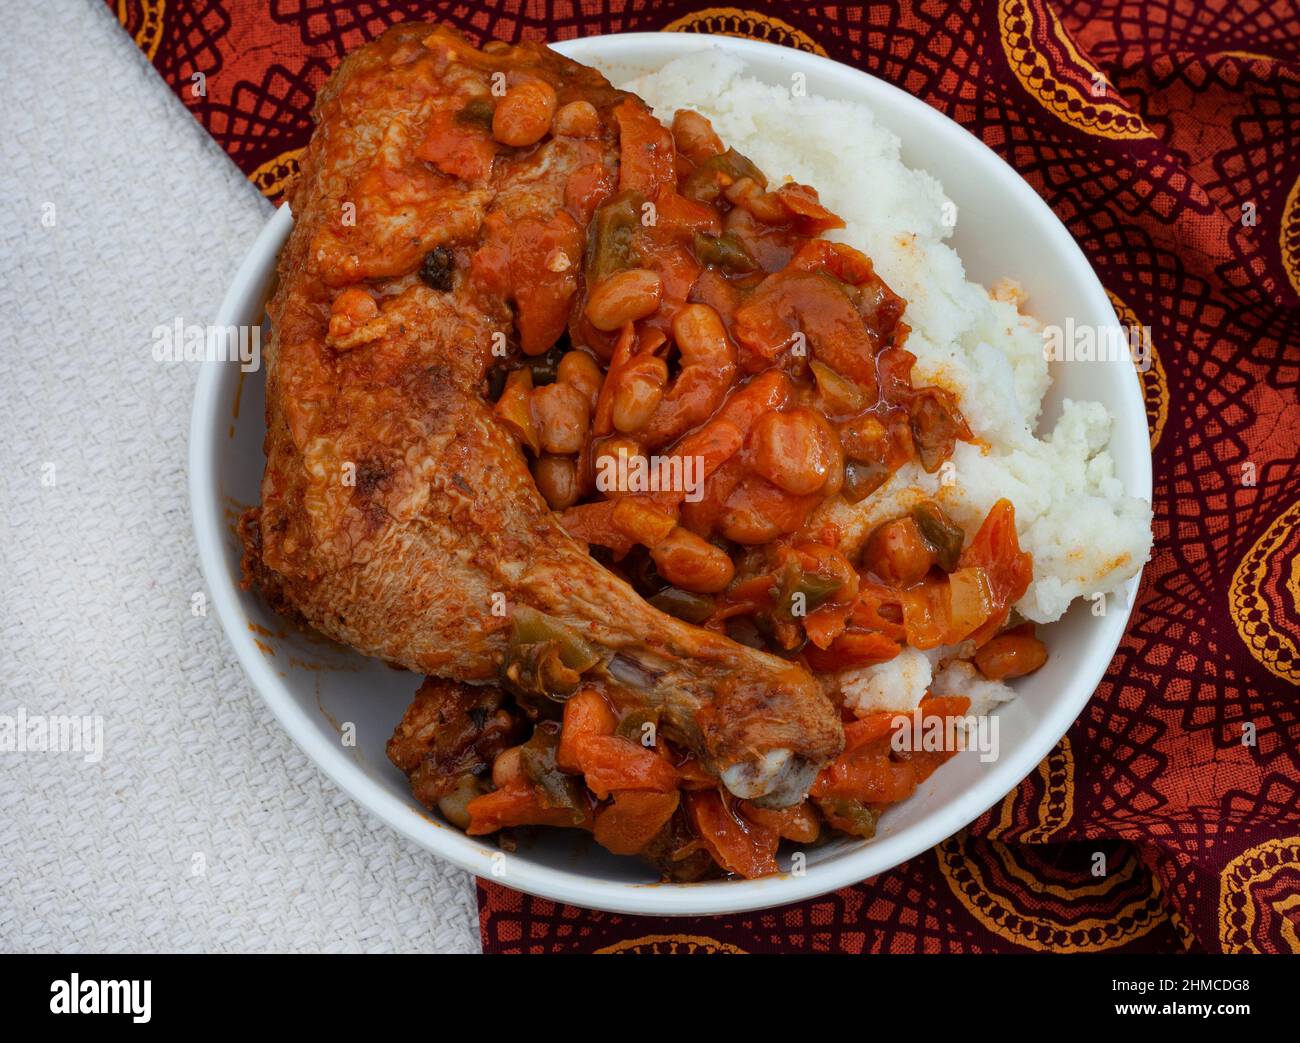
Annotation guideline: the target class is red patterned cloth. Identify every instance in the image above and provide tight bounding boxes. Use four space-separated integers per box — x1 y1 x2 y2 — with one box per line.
111 0 1300 953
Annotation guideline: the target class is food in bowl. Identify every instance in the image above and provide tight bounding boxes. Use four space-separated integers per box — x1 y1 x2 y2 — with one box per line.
237 23 1152 881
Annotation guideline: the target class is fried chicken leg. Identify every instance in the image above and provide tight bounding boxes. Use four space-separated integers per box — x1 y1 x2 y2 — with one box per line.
242 24 842 805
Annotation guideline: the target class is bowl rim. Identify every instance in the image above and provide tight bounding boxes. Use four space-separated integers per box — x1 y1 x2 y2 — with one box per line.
190 31 1151 917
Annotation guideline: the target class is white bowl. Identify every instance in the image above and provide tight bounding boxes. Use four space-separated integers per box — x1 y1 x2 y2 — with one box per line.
190 32 1151 916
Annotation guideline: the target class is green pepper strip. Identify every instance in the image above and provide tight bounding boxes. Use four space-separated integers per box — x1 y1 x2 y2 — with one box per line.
692 231 757 273
519 724 587 819
775 562 844 622
587 190 644 284
911 501 964 573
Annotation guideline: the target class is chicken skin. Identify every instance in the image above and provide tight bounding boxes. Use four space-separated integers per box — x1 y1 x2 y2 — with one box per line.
242 24 843 806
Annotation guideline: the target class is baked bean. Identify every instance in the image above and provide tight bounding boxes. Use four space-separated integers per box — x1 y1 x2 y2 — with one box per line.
585 268 663 331
673 302 733 369
532 380 589 455
436 774 482 830
838 413 889 463
492 80 558 147
593 435 644 496
638 303 738 448
651 527 735 594
533 454 580 509
713 476 803 545
557 349 603 409
715 505 782 545
974 625 1048 680
671 109 724 164
612 355 668 434
750 408 835 495
492 746 525 787
593 435 643 466
862 517 934 587
553 99 600 137
724 177 788 224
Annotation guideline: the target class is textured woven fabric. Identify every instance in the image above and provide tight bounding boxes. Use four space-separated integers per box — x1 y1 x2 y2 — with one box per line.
104 0 1300 954
0 0 480 953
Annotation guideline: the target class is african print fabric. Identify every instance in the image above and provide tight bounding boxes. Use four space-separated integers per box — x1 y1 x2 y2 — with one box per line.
110 0 1300 953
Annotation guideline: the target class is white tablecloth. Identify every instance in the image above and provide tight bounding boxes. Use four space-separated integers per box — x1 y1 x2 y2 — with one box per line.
0 0 480 953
